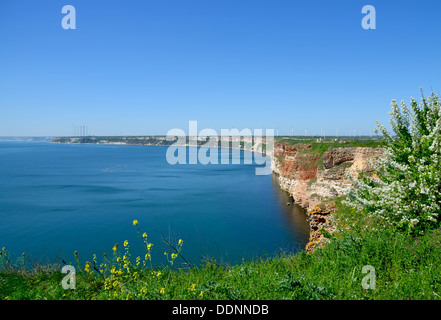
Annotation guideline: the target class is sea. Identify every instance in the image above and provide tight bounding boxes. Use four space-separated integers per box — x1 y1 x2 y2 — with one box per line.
0 141 309 268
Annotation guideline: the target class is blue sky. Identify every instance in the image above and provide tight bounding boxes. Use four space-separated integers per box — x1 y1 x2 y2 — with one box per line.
1 0 440 136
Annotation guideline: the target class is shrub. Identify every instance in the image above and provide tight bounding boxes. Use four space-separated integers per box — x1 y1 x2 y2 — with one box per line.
345 90 441 235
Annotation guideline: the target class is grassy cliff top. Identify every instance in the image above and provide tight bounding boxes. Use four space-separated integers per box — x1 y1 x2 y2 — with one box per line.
275 136 385 148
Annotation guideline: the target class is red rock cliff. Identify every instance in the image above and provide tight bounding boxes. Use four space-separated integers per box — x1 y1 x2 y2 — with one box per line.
272 142 383 211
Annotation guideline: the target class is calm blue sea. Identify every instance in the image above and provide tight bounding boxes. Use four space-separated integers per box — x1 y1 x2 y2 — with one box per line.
0 141 309 267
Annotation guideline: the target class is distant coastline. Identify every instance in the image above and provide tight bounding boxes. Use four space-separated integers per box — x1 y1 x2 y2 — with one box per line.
51 135 272 155
0 136 53 142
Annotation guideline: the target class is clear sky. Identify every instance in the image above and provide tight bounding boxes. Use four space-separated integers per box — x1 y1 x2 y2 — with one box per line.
1 0 440 137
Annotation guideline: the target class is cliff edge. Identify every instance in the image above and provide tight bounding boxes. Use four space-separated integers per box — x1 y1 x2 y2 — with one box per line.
272 141 384 251
272 142 383 211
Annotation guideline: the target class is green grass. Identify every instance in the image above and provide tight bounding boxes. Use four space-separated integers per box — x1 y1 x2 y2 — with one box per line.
277 138 385 150
277 137 385 148
3 230 441 300
2 199 441 300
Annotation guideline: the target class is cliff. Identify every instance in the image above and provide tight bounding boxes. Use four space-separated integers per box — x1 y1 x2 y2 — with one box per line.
271 141 384 251
272 142 383 211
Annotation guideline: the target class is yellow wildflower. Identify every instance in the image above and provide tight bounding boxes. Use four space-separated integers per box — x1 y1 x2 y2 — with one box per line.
178 239 184 246
142 232 147 238
84 261 91 273
112 244 118 252
160 288 165 294
133 220 138 226
124 240 129 247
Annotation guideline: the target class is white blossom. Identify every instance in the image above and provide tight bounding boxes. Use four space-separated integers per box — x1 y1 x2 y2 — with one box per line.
344 92 441 233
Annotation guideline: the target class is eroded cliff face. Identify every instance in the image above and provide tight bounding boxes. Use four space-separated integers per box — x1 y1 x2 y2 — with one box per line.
272 143 383 211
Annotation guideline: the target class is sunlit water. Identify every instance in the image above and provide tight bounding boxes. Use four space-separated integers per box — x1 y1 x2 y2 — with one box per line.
0 141 309 267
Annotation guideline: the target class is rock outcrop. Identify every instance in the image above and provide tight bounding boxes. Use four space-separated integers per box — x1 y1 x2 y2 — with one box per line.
272 142 383 251
305 203 335 252
272 143 383 211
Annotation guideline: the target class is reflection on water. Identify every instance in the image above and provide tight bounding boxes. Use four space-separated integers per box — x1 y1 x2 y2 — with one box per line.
271 173 310 250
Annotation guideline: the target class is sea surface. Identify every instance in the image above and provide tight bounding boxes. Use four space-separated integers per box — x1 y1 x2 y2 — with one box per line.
0 141 309 267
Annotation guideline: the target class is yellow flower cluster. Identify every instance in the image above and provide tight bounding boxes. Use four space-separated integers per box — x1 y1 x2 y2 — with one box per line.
305 239 320 249
84 261 91 273
70 220 192 300
166 238 184 266
103 263 139 298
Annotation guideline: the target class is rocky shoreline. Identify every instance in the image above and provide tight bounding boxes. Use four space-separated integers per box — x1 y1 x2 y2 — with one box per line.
271 142 383 252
